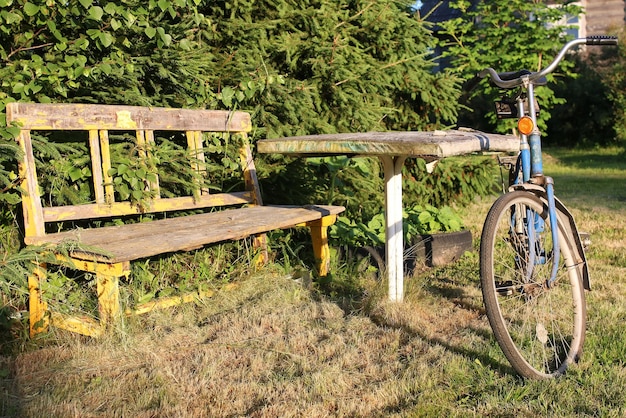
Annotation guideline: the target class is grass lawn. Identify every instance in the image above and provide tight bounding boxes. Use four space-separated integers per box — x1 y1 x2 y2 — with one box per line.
1 147 626 417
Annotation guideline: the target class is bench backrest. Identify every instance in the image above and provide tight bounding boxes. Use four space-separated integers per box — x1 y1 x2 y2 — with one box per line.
7 103 260 240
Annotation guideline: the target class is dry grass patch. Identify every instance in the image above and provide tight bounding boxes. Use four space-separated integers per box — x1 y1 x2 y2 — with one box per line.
1 271 496 417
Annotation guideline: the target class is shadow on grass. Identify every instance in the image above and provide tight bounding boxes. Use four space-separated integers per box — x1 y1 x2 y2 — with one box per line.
317 263 519 379
368 303 518 379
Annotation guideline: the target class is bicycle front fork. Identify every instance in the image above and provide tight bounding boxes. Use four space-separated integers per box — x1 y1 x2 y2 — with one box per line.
513 134 561 286
544 178 561 286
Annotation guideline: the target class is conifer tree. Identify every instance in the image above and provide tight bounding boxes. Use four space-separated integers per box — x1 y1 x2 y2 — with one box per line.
199 0 461 137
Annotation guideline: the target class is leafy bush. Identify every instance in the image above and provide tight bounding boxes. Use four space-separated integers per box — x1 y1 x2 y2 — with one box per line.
330 204 465 248
261 154 499 250
403 156 498 208
603 32 626 144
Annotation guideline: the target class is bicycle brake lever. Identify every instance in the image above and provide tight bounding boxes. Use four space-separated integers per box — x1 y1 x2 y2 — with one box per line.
586 35 618 46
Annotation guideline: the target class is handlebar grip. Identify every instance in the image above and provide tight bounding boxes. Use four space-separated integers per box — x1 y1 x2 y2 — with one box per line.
586 35 618 46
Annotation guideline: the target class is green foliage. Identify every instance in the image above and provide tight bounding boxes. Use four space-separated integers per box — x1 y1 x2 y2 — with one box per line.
198 0 462 137
435 0 582 134
262 154 498 246
604 33 626 144
548 55 619 147
0 0 217 107
330 204 465 248
404 156 499 208
0 116 21 206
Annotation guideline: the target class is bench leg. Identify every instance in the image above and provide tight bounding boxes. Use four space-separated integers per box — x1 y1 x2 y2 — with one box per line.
308 215 337 277
28 264 49 337
96 272 121 329
253 233 269 267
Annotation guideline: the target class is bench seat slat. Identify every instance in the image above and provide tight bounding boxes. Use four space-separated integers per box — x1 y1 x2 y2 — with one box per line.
26 205 344 263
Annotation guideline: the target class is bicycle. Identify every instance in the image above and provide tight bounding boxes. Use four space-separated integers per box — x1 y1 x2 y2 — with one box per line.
476 35 618 379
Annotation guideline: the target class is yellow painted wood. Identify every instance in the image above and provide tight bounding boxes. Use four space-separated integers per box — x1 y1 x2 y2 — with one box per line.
145 130 160 196
89 130 106 204
28 265 49 337
96 273 120 327
7 102 345 338
252 233 269 267
186 130 208 198
238 132 270 262
135 129 160 198
127 289 215 316
39 191 254 223
239 134 263 206
17 130 45 238
136 129 147 157
54 255 131 277
99 129 115 204
195 131 208 195
307 215 337 277
50 312 104 338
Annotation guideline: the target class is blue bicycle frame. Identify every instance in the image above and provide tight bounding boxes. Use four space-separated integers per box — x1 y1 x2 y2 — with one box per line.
513 81 561 286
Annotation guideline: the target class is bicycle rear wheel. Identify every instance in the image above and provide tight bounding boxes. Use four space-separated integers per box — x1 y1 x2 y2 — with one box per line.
480 191 586 379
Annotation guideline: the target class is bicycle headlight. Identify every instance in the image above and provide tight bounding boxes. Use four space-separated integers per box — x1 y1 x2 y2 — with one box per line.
518 116 534 136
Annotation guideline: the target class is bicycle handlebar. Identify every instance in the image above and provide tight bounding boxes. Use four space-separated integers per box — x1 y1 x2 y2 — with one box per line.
477 35 618 89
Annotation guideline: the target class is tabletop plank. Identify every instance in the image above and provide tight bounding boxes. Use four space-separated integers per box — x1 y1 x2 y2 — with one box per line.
257 129 519 161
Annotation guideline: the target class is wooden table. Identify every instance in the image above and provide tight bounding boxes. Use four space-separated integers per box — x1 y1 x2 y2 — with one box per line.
257 129 519 301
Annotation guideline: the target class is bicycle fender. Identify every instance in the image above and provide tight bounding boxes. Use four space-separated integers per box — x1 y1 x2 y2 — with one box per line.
509 184 591 290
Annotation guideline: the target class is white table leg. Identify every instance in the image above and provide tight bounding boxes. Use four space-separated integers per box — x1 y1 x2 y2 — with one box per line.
380 156 406 302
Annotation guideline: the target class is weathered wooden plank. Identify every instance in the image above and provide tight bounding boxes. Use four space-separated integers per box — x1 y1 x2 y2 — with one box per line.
257 129 519 160
29 205 345 262
88 130 106 204
6 103 252 132
39 192 255 223
16 130 45 237
186 130 208 197
239 138 264 206
99 130 115 204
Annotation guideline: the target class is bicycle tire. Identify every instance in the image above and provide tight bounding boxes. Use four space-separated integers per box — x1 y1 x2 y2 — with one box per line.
480 191 586 379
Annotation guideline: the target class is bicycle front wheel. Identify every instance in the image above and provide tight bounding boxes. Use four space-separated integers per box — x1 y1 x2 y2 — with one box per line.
480 191 586 379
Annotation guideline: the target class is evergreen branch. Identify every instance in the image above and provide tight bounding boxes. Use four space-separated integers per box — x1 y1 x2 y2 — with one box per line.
380 55 424 70
334 1 376 30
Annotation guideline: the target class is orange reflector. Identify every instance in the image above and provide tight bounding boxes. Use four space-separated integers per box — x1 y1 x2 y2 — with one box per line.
518 116 534 136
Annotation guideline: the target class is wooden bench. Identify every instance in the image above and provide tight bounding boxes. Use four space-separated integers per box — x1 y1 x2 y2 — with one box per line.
7 102 345 337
